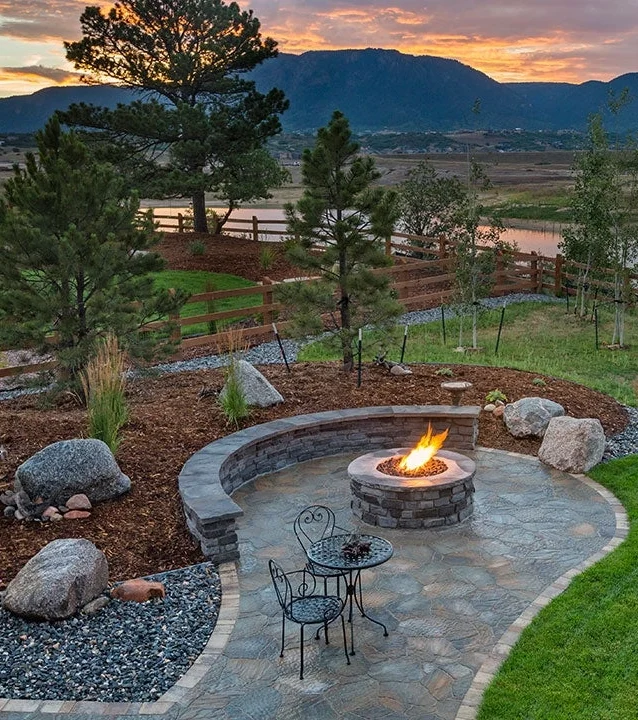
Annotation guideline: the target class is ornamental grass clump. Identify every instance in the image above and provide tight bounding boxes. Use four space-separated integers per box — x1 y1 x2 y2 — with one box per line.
80 334 129 453
218 327 249 428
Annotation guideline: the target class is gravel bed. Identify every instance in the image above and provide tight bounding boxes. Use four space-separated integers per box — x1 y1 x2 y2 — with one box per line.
0 563 220 703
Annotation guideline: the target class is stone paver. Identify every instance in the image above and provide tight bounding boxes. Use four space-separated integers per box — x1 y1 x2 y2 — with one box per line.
1 448 625 720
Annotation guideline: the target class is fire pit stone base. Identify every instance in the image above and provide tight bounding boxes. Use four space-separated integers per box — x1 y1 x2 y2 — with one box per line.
350 448 476 529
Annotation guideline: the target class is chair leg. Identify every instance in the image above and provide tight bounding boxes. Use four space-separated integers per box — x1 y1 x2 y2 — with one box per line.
323 620 329 645
280 614 285 658
340 615 351 666
300 624 305 680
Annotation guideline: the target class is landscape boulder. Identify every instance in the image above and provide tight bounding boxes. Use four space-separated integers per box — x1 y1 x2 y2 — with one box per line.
503 397 565 438
220 360 284 408
538 417 606 473
15 439 130 505
2 539 108 620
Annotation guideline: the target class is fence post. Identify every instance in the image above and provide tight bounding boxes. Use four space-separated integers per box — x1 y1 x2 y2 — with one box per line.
554 254 563 296
168 288 181 349
385 235 392 256
439 236 447 259
252 215 259 243
177 213 184 234
530 251 538 292
262 276 274 326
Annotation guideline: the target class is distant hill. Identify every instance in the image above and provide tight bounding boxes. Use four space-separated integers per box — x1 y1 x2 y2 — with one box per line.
0 49 636 134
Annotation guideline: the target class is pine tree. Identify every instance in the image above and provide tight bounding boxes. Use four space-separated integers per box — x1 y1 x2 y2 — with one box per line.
63 0 288 233
0 117 185 379
278 111 401 370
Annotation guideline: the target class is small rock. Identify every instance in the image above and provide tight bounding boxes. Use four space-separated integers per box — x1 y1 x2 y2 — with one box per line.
495 400 505 407
219 360 284 408
66 494 92 511
63 510 91 520
42 506 60 519
493 405 505 419
0 491 15 507
483 403 496 412
14 509 24 521
111 579 166 602
49 512 63 522
58 505 69 513
81 596 110 615
3 506 15 519
14 490 36 519
390 364 413 375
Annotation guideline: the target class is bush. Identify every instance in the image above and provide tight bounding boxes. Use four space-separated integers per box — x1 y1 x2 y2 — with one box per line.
80 334 129 453
435 367 454 377
485 389 508 404
219 360 248 428
259 245 278 270
189 240 206 256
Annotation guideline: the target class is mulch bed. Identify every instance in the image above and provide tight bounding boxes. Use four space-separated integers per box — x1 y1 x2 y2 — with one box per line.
155 233 299 282
0 362 627 587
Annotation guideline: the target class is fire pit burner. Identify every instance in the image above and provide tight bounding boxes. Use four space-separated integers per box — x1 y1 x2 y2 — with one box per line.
349 448 476 529
376 456 447 478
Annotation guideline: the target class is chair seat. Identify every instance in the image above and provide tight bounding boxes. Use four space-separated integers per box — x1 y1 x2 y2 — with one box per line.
286 594 343 625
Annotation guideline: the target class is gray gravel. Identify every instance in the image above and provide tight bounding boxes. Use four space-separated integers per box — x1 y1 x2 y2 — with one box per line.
0 563 220 702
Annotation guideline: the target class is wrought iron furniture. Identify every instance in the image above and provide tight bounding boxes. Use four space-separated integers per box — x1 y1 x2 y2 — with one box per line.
268 559 350 680
307 533 394 655
293 505 349 594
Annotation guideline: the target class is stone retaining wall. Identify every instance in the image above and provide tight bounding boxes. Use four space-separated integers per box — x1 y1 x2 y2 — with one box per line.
178 406 480 564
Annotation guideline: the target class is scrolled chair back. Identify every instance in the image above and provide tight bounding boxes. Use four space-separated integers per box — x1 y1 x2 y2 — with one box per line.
293 505 336 555
268 560 319 617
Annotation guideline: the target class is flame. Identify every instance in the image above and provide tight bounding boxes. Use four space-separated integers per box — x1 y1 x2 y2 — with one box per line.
399 425 449 472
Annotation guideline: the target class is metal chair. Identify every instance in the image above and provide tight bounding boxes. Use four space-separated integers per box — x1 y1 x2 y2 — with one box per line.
293 505 348 595
269 560 350 680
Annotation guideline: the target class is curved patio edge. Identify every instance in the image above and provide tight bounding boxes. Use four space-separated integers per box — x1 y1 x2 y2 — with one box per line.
178 405 481 562
454 447 630 720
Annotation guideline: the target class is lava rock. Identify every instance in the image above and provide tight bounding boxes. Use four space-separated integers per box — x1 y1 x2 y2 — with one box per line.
0 490 15 507
15 439 130 505
3 506 15 518
219 359 283 407
111 579 166 602
503 397 565 438
539 416 606 473
2 539 108 620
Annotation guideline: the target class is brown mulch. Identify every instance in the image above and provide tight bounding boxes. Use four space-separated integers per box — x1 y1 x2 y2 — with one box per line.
155 232 300 282
0 362 627 587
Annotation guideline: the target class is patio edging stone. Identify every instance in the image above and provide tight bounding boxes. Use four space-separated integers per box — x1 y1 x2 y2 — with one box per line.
178 405 481 562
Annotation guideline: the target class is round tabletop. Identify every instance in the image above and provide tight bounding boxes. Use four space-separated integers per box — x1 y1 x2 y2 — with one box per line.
307 534 394 571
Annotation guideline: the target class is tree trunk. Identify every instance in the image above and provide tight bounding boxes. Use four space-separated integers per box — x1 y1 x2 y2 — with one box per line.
192 190 208 234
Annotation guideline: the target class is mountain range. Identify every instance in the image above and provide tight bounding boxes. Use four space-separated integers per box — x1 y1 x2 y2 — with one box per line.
1 48 636 135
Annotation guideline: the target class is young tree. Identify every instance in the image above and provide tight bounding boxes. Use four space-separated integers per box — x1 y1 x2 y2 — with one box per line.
398 160 466 245
63 0 288 232
560 115 616 318
278 111 402 370
0 117 185 379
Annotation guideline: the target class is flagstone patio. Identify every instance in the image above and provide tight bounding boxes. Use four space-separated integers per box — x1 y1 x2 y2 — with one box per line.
174 447 621 720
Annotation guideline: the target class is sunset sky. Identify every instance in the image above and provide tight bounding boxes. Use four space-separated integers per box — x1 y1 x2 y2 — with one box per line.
1 0 637 97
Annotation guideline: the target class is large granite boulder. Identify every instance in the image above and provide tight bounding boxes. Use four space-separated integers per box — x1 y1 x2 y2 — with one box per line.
503 397 565 438
538 417 606 473
220 360 284 408
15 439 130 505
2 539 108 620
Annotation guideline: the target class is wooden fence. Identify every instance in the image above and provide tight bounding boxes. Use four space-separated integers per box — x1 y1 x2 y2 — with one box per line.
3 212 637 378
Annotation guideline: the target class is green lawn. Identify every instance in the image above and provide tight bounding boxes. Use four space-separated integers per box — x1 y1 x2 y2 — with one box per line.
298 301 638 406
477 455 638 720
152 270 257 335
487 189 573 222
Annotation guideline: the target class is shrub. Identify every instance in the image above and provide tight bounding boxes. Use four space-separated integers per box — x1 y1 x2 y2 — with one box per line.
219 360 249 428
259 245 278 270
205 279 217 335
80 334 129 453
189 240 206 256
435 367 454 377
485 389 508 404
532 377 547 387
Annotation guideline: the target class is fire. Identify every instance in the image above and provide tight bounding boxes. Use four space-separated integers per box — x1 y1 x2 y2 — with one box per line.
399 424 449 473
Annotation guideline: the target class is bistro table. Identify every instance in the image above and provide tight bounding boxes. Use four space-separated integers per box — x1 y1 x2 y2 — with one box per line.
307 533 394 655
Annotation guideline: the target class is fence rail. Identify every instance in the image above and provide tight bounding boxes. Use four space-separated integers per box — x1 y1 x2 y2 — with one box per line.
4 211 637 378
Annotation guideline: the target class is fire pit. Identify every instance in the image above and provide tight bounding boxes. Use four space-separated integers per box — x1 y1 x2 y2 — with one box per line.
349 425 476 529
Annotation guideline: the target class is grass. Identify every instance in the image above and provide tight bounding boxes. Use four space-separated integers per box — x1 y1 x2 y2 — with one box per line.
477 454 638 720
298 301 638 406
152 270 257 336
487 189 573 222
